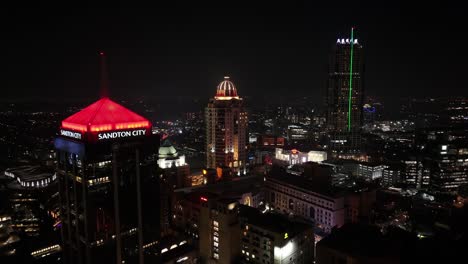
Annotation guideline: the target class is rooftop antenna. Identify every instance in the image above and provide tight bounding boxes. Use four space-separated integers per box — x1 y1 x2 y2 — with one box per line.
99 51 109 98
347 27 355 132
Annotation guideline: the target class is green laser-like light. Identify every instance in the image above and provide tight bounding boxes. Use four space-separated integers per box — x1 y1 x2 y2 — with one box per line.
347 27 355 132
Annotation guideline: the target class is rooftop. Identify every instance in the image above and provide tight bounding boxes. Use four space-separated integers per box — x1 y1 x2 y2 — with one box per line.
61 97 151 133
239 205 312 236
5 165 54 181
214 76 240 100
267 171 342 198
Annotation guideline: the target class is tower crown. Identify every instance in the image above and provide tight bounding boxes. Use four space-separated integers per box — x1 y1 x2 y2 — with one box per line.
215 76 239 100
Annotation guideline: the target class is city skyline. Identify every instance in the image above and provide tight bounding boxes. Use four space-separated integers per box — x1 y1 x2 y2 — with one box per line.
1 2 468 264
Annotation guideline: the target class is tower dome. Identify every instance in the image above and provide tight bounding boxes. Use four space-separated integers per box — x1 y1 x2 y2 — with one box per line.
158 139 178 158
215 76 239 99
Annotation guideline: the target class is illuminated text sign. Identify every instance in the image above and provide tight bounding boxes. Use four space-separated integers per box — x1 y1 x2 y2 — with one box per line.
98 129 146 140
61 129 82 140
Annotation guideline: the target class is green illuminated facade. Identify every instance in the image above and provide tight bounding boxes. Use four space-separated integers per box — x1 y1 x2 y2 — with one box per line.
348 27 354 132
326 29 364 154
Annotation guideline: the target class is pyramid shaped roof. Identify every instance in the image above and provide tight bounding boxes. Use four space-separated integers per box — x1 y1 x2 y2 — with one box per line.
61 98 150 133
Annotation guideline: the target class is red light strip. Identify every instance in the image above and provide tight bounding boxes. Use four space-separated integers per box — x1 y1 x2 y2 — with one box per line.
61 122 87 132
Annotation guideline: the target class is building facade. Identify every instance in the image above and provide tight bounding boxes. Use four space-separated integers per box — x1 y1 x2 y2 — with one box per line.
206 76 248 174
429 143 468 192
264 174 345 234
55 98 160 264
239 206 314 264
326 31 364 155
199 198 241 264
356 162 388 181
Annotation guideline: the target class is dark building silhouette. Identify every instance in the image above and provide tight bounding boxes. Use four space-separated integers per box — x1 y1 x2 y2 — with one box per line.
55 97 160 264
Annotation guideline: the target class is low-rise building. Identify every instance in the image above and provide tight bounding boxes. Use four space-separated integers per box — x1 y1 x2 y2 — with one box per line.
264 173 345 234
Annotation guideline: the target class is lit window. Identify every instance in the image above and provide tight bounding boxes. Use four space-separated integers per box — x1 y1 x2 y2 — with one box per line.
213 253 219 259
213 221 219 227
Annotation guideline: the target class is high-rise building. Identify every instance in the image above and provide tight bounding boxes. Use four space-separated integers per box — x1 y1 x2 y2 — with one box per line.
326 29 364 155
206 76 248 175
429 143 468 192
55 97 160 264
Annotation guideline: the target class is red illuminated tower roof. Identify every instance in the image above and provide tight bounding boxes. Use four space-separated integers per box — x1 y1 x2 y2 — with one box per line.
62 98 151 132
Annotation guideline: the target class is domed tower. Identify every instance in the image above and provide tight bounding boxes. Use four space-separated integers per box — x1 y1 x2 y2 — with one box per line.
215 76 239 99
206 76 248 175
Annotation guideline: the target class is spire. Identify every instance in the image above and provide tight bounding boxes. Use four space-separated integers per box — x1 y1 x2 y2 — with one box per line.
99 51 109 98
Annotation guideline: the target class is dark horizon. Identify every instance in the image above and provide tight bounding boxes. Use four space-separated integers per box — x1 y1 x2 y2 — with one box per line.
1 2 466 102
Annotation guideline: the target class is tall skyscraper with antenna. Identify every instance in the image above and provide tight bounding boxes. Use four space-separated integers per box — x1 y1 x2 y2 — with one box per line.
326 28 364 155
55 53 160 264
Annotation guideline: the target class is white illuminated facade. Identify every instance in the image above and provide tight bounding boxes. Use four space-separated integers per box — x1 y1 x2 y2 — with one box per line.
157 143 187 169
206 76 248 173
275 148 327 165
5 165 57 189
265 175 345 233
357 163 388 181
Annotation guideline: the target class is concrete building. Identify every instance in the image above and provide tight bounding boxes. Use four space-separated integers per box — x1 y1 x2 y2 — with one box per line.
275 148 327 166
239 206 314 264
199 198 241 264
356 162 388 181
264 173 345 234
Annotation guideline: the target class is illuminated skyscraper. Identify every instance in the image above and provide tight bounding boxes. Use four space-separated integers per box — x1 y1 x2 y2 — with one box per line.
206 76 248 174
55 97 160 264
326 29 364 155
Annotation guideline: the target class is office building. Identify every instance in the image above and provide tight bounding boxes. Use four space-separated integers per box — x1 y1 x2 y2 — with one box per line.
429 143 468 192
382 165 402 187
356 162 388 181
326 30 364 155
239 206 314 264
287 125 308 143
199 198 241 263
264 173 345 234
55 97 160 264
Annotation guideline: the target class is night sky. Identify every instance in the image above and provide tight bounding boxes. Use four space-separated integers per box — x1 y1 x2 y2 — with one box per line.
1 2 466 103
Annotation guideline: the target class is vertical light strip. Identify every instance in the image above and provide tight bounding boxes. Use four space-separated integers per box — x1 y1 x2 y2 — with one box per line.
348 27 355 132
